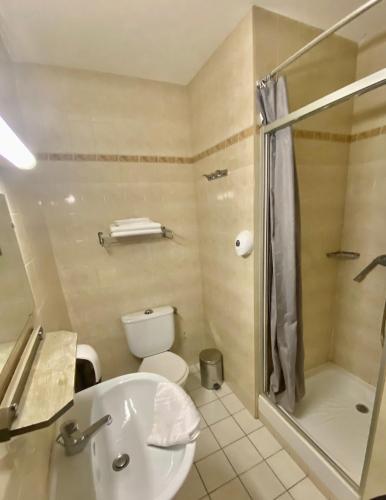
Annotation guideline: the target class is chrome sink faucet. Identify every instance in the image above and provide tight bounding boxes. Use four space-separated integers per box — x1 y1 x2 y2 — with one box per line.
56 414 112 456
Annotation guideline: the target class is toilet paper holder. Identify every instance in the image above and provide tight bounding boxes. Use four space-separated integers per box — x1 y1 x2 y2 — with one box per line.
235 230 253 257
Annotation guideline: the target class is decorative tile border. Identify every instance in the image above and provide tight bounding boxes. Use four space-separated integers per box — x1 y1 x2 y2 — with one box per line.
293 129 351 143
350 125 386 142
294 125 386 143
36 123 384 164
36 152 191 164
191 125 256 162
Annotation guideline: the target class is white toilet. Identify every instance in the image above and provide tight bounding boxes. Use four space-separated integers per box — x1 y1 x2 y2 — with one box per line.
121 305 189 386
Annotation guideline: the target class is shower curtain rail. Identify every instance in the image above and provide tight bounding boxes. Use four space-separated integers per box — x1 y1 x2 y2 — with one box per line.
257 0 384 87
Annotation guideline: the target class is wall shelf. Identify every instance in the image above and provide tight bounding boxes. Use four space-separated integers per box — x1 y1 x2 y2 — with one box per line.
0 329 77 441
326 251 360 260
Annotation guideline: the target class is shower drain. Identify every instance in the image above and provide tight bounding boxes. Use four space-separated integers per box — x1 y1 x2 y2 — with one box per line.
112 453 130 471
355 403 369 414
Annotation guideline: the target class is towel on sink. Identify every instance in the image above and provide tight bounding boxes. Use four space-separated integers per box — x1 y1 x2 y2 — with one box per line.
147 382 201 448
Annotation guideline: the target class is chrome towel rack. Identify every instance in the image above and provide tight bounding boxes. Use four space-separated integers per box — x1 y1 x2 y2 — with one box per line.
98 226 174 247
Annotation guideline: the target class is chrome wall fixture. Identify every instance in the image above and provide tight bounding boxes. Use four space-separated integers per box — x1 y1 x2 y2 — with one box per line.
203 169 228 181
326 251 360 260
354 255 386 348
0 326 44 441
354 254 386 282
97 226 174 247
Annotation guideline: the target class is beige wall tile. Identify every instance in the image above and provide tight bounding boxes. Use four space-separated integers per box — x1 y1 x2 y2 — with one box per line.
5 63 208 382
188 12 256 412
332 35 386 386
189 11 254 155
14 64 192 157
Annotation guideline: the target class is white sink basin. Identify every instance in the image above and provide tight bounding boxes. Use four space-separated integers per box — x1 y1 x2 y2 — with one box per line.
49 372 196 500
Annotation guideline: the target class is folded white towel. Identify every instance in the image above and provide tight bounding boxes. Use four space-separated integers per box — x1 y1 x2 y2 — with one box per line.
147 382 201 448
113 218 150 226
110 228 162 238
109 222 161 233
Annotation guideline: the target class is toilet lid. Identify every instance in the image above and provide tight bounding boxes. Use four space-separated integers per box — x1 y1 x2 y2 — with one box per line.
139 352 188 383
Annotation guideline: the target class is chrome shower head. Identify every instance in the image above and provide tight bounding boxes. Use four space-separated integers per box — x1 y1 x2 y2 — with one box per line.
354 254 386 282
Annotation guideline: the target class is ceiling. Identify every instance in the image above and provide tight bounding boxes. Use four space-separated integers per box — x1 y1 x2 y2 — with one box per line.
0 0 385 85
255 0 386 44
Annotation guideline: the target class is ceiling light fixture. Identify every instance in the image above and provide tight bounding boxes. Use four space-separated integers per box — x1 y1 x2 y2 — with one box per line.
0 116 36 169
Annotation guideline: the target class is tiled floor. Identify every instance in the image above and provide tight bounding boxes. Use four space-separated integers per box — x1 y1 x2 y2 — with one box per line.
174 365 327 500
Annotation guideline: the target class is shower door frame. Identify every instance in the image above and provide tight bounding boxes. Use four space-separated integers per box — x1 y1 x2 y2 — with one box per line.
258 68 386 493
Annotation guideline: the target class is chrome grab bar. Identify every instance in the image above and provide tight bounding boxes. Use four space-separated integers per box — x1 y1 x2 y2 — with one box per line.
0 327 44 442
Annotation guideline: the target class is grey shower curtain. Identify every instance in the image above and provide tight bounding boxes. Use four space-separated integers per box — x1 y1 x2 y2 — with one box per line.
257 76 305 413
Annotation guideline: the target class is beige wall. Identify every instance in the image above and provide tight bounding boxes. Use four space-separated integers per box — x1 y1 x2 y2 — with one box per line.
8 64 208 380
189 12 256 412
253 7 358 112
295 133 352 370
332 35 386 386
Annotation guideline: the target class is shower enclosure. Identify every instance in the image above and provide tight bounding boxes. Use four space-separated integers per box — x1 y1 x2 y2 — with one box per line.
258 68 386 498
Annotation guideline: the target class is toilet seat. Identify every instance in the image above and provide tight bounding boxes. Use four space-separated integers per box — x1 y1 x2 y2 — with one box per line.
139 351 189 386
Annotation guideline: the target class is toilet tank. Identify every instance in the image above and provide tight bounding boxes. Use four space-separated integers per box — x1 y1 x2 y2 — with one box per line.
121 306 175 358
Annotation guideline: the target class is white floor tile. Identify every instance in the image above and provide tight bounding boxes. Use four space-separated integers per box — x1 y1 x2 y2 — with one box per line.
221 393 244 414
276 493 292 500
289 478 327 500
196 450 236 492
185 371 202 392
215 382 232 398
194 427 220 462
209 478 250 500
210 416 244 447
249 426 282 458
190 387 217 407
240 462 285 500
199 416 208 430
189 364 199 374
223 436 263 474
233 409 263 434
267 450 306 489
173 465 206 500
200 399 229 425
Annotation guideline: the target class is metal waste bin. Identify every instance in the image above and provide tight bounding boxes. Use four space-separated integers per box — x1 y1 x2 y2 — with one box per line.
199 348 223 390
